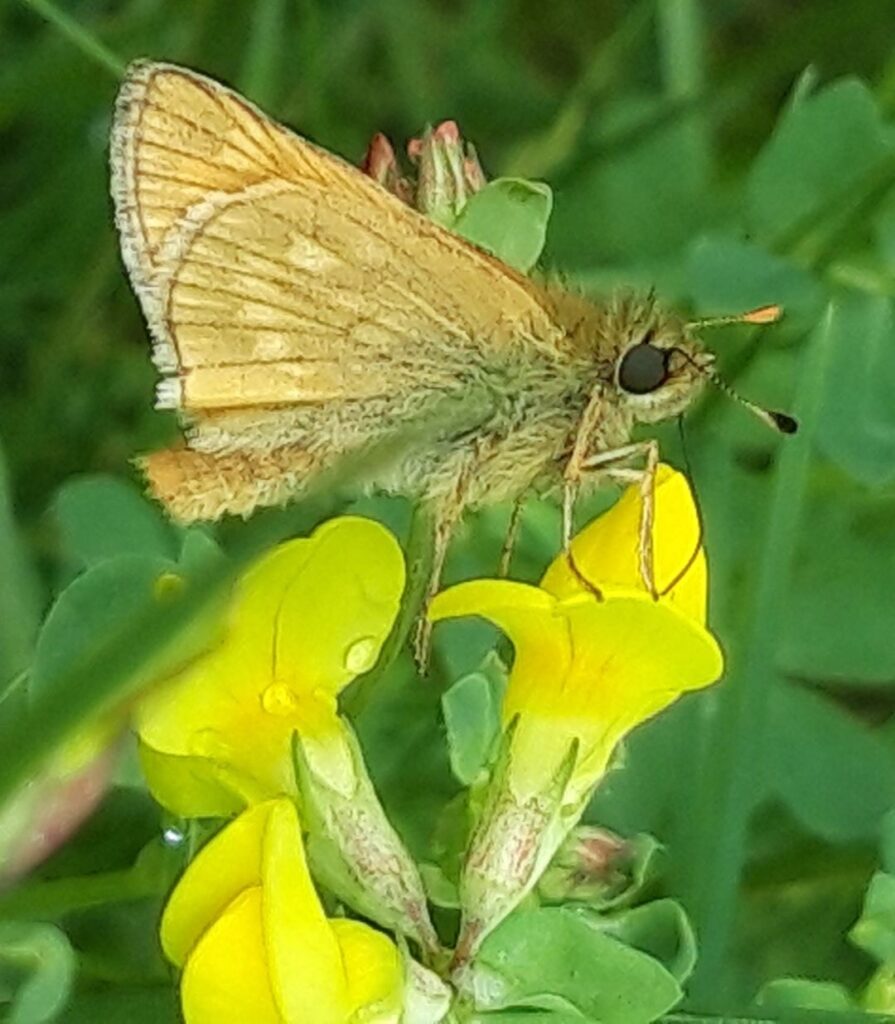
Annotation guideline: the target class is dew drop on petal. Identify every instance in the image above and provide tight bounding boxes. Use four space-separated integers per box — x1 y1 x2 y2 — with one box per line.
261 683 298 716
343 636 379 674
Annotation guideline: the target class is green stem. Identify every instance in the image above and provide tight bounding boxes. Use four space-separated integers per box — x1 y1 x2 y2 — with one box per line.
655 0 712 198
656 0 706 101
0 866 162 919
20 0 125 77
686 304 837 1004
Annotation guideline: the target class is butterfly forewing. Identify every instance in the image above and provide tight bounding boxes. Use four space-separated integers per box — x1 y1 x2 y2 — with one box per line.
111 61 564 440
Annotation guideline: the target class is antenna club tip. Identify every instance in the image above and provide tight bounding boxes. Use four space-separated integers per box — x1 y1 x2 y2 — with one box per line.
742 304 784 325
771 411 799 435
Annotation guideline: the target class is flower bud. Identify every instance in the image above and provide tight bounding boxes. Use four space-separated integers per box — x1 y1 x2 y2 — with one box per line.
408 121 487 225
537 827 658 906
294 719 440 960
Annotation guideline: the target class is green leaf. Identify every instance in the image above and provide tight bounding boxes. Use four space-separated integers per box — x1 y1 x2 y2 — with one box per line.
476 907 682 1023
850 871 895 966
177 526 226 575
549 96 710 268
441 655 505 785
781 484 895 685
813 293 895 485
0 921 75 1024
52 476 176 568
755 978 856 1012
452 178 553 272
30 555 179 707
747 78 893 242
599 900 697 985
762 682 895 842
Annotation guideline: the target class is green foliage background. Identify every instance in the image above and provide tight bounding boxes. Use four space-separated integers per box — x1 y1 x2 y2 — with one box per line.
2 1 895 1021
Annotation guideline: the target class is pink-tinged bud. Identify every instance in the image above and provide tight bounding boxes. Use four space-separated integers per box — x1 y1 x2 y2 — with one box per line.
361 122 488 224
537 827 657 906
432 120 460 144
0 734 122 885
360 132 413 203
463 143 488 192
408 121 488 226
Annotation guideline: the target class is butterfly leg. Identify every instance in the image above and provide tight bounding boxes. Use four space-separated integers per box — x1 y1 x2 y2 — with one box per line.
498 495 526 578
576 439 661 598
412 458 477 673
561 390 614 596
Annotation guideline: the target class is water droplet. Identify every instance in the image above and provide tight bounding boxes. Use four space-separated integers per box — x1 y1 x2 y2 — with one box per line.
261 683 298 716
154 572 185 601
163 826 185 846
343 636 379 674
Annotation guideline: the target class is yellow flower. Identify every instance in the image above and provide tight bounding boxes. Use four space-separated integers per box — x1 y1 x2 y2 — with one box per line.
428 465 723 967
162 798 404 1024
135 517 405 815
431 465 722 804
136 516 440 955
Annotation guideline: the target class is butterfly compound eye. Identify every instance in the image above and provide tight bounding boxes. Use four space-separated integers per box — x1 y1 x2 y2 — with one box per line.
617 341 668 395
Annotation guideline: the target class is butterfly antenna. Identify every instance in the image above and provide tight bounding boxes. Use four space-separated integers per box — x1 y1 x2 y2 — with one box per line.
686 303 783 330
681 304 798 435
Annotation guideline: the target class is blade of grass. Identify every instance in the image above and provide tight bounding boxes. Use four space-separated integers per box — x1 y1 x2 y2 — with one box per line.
20 0 125 78
683 304 838 1005
655 0 712 242
0 443 41 685
0 388 492 808
239 0 286 108
501 0 653 179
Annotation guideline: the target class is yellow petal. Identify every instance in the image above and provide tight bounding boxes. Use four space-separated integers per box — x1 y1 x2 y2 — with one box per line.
429 580 573 695
180 888 282 1024
331 919 404 1022
138 742 246 818
541 465 706 621
508 713 580 803
135 518 404 813
267 517 405 698
506 591 723 799
136 661 300 809
262 799 349 1024
161 801 273 966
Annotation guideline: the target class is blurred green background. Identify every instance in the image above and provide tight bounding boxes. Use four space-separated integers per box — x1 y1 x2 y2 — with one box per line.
2 0 895 1020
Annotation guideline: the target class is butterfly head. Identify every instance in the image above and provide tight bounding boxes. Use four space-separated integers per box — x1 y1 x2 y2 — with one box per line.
607 296 797 435
612 314 712 425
